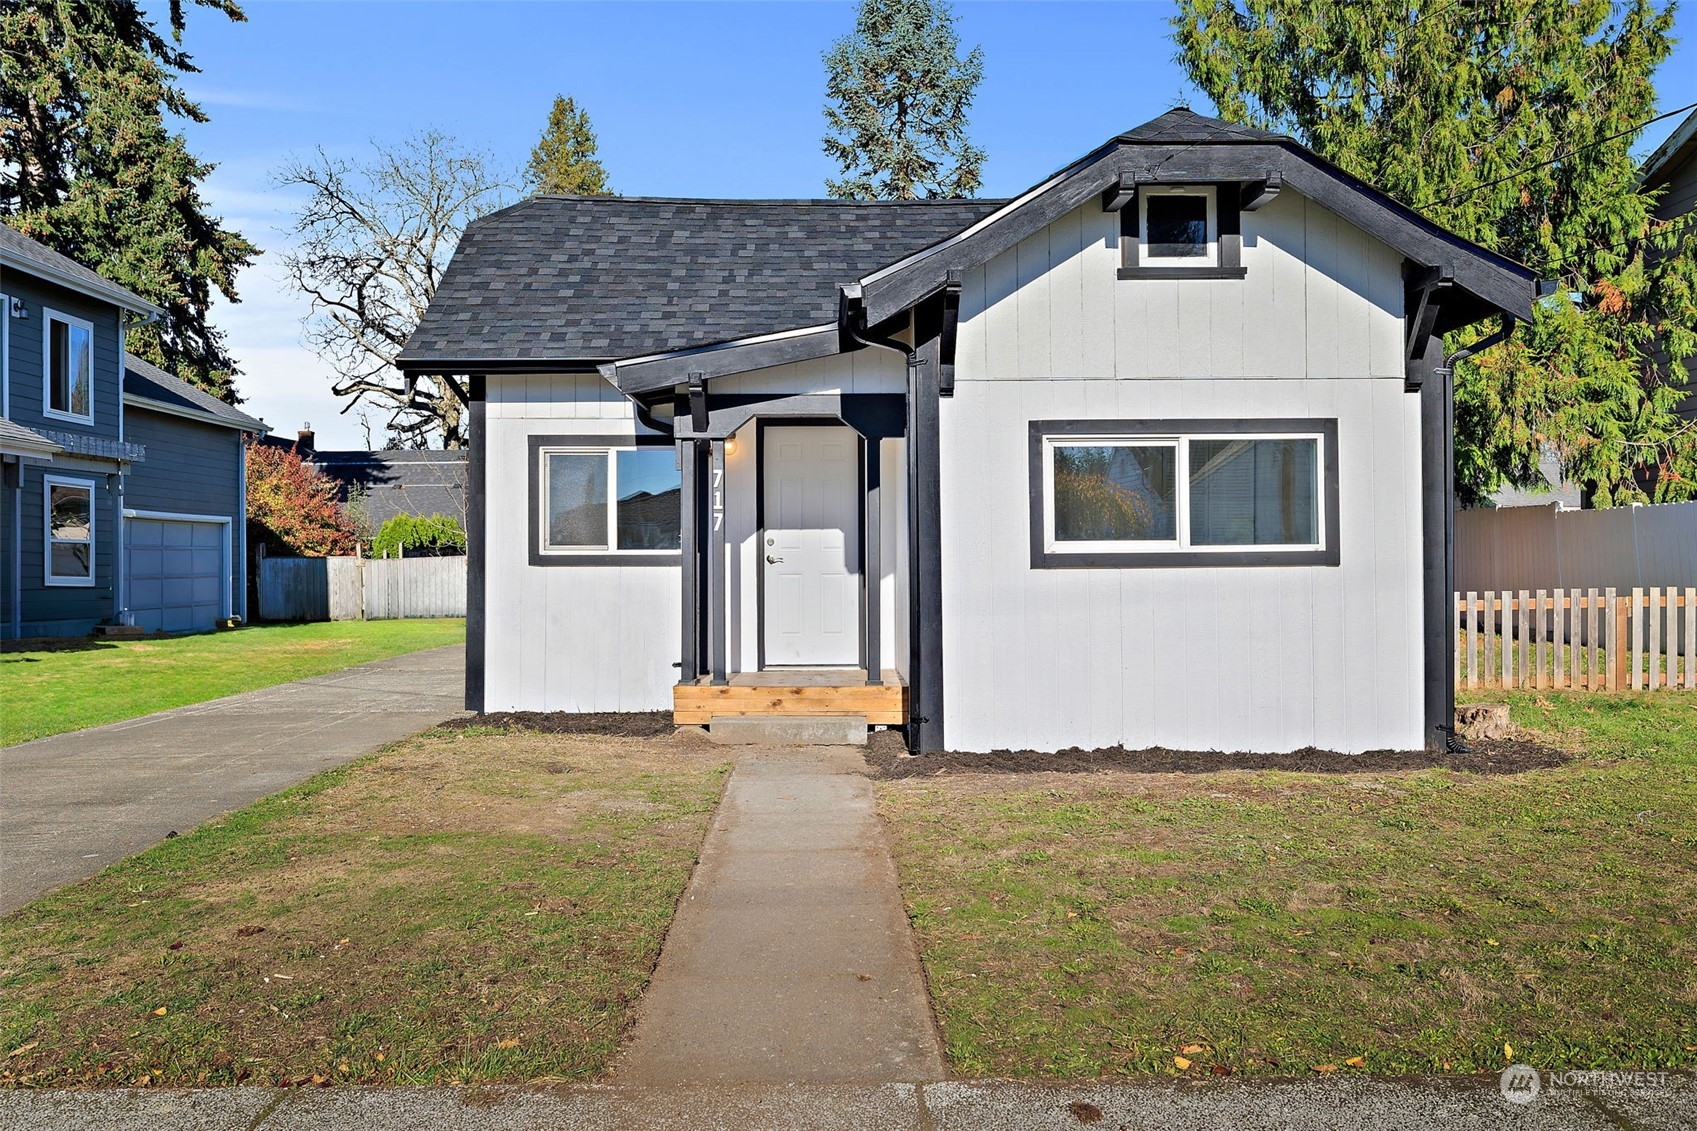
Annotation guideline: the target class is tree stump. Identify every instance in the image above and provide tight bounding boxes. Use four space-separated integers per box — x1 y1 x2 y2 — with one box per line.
1455 703 1513 742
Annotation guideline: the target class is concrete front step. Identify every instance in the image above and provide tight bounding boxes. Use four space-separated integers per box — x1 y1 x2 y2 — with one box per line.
706 715 868 746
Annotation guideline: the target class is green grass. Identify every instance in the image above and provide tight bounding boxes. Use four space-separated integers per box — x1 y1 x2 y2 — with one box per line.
878 691 1697 1079
0 619 465 744
0 729 729 1087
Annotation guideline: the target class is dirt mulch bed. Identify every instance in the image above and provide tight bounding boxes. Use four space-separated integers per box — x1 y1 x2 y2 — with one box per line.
863 732 1571 779
438 710 677 738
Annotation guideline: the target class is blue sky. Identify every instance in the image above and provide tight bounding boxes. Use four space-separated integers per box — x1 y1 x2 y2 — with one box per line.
167 0 1697 449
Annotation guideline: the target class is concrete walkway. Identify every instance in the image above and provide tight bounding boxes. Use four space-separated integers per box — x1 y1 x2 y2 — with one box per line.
2 1077 1693 1130
615 746 946 1084
0 643 465 913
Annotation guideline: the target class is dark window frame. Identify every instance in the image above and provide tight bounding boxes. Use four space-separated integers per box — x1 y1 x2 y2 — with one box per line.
527 433 681 567
1028 418 1341 569
1119 184 1247 280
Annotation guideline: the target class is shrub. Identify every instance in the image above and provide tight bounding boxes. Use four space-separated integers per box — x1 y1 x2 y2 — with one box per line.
371 513 467 558
246 440 355 556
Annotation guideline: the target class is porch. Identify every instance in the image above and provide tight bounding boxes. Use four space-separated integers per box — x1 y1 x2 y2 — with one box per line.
673 669 909 725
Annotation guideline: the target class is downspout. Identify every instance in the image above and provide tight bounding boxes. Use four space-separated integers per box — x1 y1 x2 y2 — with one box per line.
1432 313 1516 753
237 429 249 623
10 466 20 640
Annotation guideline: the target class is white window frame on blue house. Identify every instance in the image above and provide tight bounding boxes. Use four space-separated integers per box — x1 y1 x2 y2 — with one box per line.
41 307 96 425
43 473 97 587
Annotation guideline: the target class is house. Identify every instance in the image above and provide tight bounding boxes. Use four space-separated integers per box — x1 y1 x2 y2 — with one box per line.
398 109 1541 754
1641 105 1697 431
258 429 468 536
0 225 268 639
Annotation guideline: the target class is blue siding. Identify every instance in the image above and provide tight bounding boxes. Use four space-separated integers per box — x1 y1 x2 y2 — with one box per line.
124 406 245 617
4 274 124 441
12 459 121 636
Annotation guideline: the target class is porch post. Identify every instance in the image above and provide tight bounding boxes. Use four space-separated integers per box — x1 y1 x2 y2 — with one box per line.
708 437 728 685
864 435 882 685
678 439 699 683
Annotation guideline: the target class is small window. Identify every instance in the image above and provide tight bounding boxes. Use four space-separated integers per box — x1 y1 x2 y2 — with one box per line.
1033 420 1335 568
540 445 681 555
44 310 94 422
1139 187 1217 267
45 476 95 585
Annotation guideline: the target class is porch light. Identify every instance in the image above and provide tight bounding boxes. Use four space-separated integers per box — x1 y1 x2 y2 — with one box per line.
725 437 739 456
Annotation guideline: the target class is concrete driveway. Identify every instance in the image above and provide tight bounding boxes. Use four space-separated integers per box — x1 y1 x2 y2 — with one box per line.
0 643 465 914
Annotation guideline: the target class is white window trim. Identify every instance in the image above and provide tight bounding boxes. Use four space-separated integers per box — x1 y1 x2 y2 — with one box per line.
44 473 97 587
1138 185 1219 268
1042 430 1326 555
41 307 96 425
537 445 679 556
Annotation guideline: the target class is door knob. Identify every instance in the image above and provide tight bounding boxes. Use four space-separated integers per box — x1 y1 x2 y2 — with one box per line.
765 554 784 564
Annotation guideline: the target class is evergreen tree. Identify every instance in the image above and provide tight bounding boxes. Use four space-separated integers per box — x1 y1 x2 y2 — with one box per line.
525 95 611 196
1172 0 1697 505
823 0 986 200
1 0 259 401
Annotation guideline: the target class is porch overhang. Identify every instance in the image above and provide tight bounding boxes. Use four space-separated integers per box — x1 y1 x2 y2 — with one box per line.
604 325 842 397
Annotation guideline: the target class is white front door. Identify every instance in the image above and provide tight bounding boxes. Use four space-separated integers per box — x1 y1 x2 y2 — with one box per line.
762 425 860 667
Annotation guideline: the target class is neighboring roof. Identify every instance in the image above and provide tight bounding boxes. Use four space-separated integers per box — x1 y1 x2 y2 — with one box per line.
281 448 469 530
397 196 1002 373
0 417 63 460
1641 105 1697 191
0 225 164 317
123 354 269 433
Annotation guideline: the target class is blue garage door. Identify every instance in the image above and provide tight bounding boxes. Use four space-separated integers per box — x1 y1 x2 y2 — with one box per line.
127 519 226 633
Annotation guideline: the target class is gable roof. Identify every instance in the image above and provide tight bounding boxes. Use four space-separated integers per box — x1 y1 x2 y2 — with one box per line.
1640 105 1697 194
856 108 1542 331
123 354 269 433
0 224 164 317
396 196 1002 374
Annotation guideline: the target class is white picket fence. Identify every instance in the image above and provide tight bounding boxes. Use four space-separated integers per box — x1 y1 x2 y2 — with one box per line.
1455 587 1697 692
258 555 465 622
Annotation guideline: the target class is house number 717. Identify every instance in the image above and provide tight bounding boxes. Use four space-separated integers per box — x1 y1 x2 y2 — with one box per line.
712 468 724 531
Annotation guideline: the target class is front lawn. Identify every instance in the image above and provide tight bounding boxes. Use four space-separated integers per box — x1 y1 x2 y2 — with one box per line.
0 619 464 744
0 727 728 1087
876 692 1697 1078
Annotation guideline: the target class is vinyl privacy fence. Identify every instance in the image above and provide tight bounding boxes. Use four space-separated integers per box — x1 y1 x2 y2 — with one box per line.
1455 588 1697 692
257 555 465 622
1455 500 1697 593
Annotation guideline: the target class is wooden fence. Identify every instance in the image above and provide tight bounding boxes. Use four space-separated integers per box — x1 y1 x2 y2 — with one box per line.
1455 588 1697 691
258 555 465 622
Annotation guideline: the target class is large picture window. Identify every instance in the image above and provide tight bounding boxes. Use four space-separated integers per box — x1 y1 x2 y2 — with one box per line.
44 310 94 422
1030 419 1339 568
44 475 95 585
533 438 681 562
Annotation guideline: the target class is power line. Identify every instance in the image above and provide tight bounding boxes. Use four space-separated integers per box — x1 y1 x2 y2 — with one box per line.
1416 100 1697 210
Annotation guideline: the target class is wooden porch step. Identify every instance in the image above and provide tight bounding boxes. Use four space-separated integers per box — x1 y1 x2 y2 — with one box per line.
674 671 906 725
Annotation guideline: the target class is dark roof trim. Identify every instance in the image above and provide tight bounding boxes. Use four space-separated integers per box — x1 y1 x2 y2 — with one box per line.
856 140 1542 327
604 325 840 396
398 358 612 377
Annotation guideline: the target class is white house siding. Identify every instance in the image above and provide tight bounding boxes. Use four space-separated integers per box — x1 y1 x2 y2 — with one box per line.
940 190 1422 754
483 373 678 712
484 357 913 712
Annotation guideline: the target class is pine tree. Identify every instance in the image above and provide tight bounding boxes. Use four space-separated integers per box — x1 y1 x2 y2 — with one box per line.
822 0 986 200
1172 0 1697 505
525 95 611 196
1 0 259 401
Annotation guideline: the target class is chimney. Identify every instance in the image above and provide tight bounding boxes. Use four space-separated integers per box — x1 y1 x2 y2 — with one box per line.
297 423 315 454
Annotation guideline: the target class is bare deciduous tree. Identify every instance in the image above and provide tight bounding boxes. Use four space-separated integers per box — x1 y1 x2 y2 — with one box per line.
278 132 513 448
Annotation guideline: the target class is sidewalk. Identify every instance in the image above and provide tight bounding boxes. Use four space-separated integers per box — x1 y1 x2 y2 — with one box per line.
614 745 946 1083
0 643 465 913
3 1076 1692 1130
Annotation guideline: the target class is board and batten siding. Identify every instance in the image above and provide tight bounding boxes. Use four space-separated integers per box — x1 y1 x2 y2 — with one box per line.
122 407 244 616
940 190 1422 754
483 373 676 712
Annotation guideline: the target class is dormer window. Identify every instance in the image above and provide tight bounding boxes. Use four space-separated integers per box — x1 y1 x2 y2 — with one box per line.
1141 187 1216 266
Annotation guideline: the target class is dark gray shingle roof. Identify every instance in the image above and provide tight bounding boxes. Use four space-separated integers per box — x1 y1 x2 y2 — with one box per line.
0 417 63 456
0 224 163 315
397 196 1004 370
1116 108 1286 145
124 354 269 433
305 450 469 530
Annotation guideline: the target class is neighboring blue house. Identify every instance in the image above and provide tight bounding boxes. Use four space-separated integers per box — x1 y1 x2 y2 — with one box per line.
1 226 268 639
